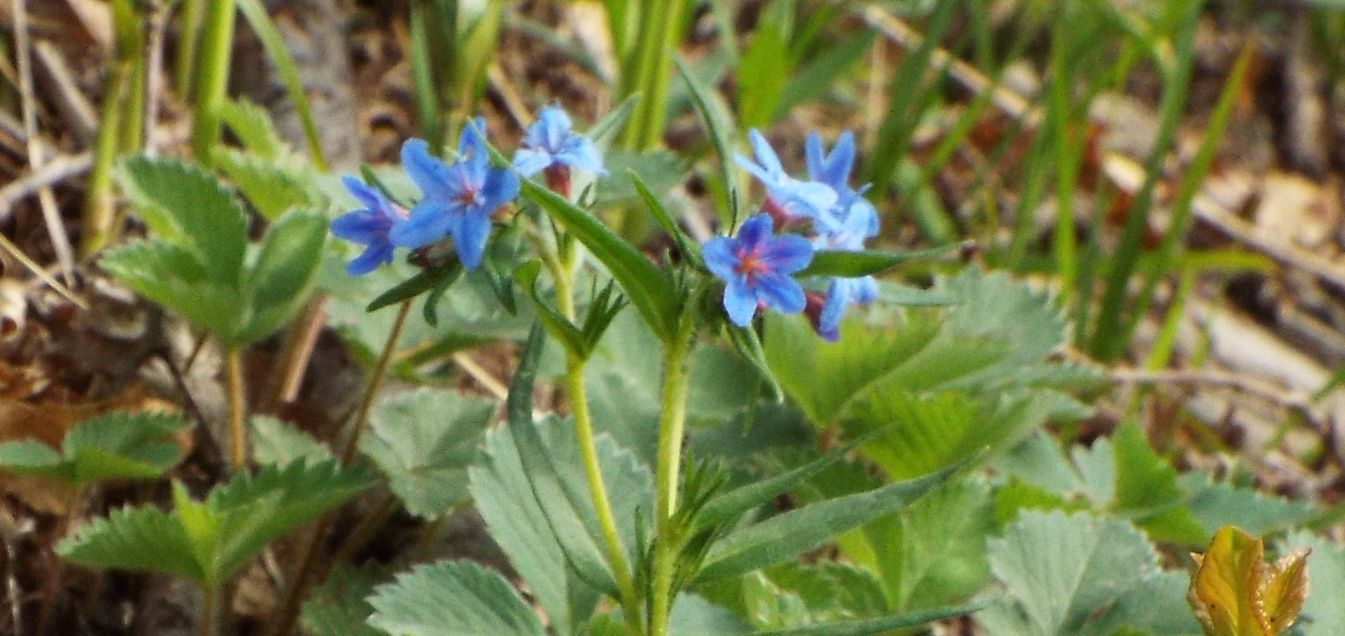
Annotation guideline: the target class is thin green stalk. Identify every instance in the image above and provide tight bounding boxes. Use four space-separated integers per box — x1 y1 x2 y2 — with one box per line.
80 58 130 257
198 584 219 636
649 317 694 636
620 0 688 150
552 242 642 633
226 347 246 471
190 0 236 163
175 0 206 97
268 299 413 636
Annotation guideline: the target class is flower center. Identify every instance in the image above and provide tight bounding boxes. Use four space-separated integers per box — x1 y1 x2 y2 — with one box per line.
734 246 768 279
457 188 483 207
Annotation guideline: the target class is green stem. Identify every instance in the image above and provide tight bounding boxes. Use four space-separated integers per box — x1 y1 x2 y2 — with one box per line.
175 0 206 97
190 0 236 163
80 58 129 258
620 0 687 150
649 318 694 636
552 242 643 633
198 584 219 636
226 347 246 471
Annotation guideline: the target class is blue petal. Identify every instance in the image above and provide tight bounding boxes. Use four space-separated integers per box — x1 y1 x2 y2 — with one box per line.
390 200 454 249
459 117 489 158
347 241 395 276
557 137 606 175
821 131 856 188
789 181 839 217
449 210 493 270
853 276 879 304
512 148 553 177
401 139 452 197
536 107 572 151
754 271 806 314
480 167 520 212
746 129 785 177
760 234 814 274
805 132 825 183
330 210 387 244
342 175 384 211
736 214 775 249
723 275 759 327
819 278 853 338
735 153 777 187
701 237 739 280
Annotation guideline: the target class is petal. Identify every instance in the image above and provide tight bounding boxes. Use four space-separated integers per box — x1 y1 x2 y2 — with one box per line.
819 278 853 336
853 276 879 304
557 138 606 175
347 241 395 276
790 181 839 216
480 167 520 212
401 139 452 196
821 131 856 187
342 175 384 211
449 210 493 270
735 153 778 188
760 234 814 274
747 129 785 177
701 237 739 280
459 117 488 157
512 148 553 177
330 210 387 244
805 132 826 182
736 214 775 249
389 200 453 248
754 271 806 314
722 276 759 327
537 107 572 151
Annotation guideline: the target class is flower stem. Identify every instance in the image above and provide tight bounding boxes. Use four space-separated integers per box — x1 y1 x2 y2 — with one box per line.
226 347 246 471
198 584 219 636
268 298 412 636
552 243 643 633
649 317 694 636
190 0 235 163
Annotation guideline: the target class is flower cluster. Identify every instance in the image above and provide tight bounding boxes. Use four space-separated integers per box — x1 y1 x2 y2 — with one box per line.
705 129 879 340
330 107 602 274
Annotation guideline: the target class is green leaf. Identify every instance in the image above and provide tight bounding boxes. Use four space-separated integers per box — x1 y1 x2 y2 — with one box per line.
236 211 326 344
57 504 204 581
116 156 248 287
214 147 320 220
669 594 751 635
234 0 329 170
218 99 288 161
736 0 794 128
101 241 243 340
588 93 640 150
979 511 1171 635
774 30 877 119
520 179 680 340
0 411 189 485
752 601 988 636
675 56 741 226
301 564 384 636
366 261 464 313
1179 473 1317 537
361 388 496 519
514 260 590 358
629 168 700 266
596 149 687 206
250 415 332 466
797 244 966 279
366 560 545 636
60 460 373 586
694 459 965 583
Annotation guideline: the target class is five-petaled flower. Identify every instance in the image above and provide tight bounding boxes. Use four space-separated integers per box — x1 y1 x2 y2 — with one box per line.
703 214 815 327
330 176 409 276
736 129 837 226
390 119 520 270
512 106 606 196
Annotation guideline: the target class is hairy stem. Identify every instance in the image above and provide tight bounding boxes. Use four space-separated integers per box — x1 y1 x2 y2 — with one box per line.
649 318 694 636
552 242 643 632
226 347 246 471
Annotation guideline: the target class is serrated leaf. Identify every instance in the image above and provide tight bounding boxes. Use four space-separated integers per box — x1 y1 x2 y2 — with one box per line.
1188 526 1309 636
101 240 243 339
116 156 248 287
361 388 496 519
57 504 203 581
301 564 384 636
236 211 326 344
367 560 545 636
0 411 189 485
214 147 319 220
521 179 680 341
1179 474 1317 537
870 478 994 612
694 458 964 583
980 511 1165 636
250 415 332 466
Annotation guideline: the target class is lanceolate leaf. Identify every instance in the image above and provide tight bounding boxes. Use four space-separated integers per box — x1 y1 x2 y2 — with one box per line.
366 261 463 312
796 244 967 279
521 180 680 340
676 56 741 227
366 560 545 636
514 260 591 358
629 169 701 266
694 458 966 583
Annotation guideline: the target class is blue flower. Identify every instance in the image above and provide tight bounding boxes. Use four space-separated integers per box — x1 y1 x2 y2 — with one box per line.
512 106 606 177
330 176 408 276
736 129 837 224
804 131 881 341
703 214 815 327
389 120 520 270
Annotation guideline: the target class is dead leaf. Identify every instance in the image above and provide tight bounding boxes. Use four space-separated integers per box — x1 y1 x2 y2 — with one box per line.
1188 525 1310 636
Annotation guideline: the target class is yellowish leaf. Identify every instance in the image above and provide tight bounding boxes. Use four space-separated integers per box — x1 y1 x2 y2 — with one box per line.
1261 547 1310 633
1187 526 1311 636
